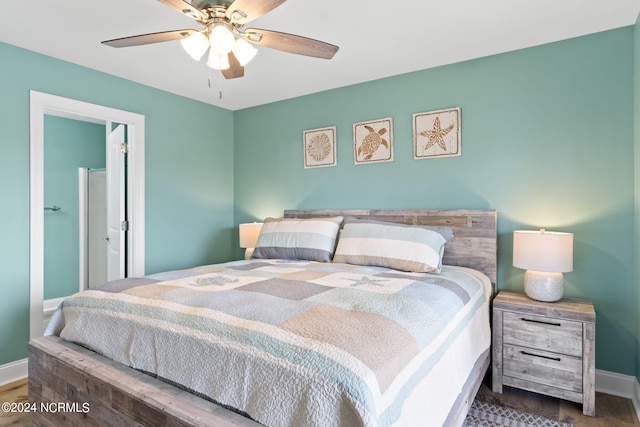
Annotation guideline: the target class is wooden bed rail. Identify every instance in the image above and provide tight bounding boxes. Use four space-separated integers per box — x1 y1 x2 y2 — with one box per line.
29 336 261 427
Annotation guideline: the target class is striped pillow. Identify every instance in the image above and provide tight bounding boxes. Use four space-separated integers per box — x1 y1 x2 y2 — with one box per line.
252 216 343 262
333 222 447 273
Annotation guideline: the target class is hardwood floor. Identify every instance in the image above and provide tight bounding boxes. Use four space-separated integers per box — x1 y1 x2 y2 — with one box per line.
0 379 30 427
476 382 640 427
0 378 638 426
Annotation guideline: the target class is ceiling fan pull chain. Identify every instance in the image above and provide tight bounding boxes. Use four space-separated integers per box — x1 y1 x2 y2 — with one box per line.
206 65 223 99
214 66 223 99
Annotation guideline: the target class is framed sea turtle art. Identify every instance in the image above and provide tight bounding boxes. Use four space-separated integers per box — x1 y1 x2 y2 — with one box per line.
353 117 393 165
303 126 337 168
413 107 461 159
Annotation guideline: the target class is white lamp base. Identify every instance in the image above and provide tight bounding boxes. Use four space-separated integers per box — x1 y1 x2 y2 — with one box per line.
244 248 255 260
524 270 564 302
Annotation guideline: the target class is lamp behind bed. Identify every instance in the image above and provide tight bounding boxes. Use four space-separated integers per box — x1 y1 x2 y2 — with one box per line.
239 222 263 259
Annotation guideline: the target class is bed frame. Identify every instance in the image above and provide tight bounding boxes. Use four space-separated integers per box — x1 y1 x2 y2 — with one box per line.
29 209 497 427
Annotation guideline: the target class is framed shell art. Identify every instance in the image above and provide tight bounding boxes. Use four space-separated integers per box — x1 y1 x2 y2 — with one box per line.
413 107 461 159
303 126 337 168
353 117 393 165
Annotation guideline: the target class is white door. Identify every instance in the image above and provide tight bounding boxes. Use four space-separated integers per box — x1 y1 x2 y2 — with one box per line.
88 170 107 288
106 123 126 281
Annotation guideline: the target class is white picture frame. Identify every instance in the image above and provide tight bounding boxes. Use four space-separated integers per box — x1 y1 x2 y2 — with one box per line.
353 117 393 165
413 107 461 159
303 126 337 168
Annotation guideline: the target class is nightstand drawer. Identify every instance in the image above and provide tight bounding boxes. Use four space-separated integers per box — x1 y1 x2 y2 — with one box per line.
503 344 583 393
503 311 582 357
492 292 596 416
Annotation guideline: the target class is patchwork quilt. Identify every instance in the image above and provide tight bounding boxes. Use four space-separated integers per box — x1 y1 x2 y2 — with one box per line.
48 259 491 427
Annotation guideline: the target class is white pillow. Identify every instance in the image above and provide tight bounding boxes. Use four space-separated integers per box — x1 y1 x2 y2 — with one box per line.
333 222 446 273
252 216 343 262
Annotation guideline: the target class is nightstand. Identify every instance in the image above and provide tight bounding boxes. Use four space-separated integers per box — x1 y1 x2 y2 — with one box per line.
492 291 596 416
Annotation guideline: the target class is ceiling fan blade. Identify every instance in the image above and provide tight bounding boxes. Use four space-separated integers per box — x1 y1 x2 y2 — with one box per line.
102 29 197 48
244 29 338 59
157 0 207 21
222 52 245 79
225 0 286 24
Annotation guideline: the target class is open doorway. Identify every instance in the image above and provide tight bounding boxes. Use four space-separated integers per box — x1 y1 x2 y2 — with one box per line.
30 91 145 339
78 123 129 290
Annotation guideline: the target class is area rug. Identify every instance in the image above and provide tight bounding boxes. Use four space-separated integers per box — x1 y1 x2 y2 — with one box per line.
463 400 574 427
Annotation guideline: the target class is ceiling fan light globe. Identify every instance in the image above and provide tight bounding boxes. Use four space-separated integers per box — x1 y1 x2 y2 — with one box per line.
209 25 235 54
180 32 209 61
207 50 230 70
232 38 258 66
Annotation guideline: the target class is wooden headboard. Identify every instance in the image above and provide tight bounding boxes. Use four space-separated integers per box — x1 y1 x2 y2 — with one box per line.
284 209 498 293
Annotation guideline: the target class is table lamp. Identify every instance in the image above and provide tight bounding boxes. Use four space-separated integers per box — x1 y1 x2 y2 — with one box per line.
513 229 573 302
239 222 263 260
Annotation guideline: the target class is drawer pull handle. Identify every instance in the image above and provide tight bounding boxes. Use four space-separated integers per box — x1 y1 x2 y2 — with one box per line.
521 350 561 362
521 317 561 327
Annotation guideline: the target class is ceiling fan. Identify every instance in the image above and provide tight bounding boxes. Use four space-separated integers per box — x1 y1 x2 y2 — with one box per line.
102 0 339 79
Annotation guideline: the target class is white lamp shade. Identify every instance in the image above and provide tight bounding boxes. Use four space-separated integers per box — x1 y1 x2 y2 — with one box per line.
209 25 235 54
232 38 258 66
239 223 263 248
513 230 573 273
180 32 209 61
207 50 230 70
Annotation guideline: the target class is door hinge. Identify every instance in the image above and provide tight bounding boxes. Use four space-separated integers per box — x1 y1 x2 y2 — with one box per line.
120 143 128 154
121 220 129 231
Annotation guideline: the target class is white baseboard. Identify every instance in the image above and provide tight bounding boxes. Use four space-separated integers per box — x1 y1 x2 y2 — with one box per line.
0 300 61 387
43 297 65 314
595 369 640 421
0 358 27 387
595 369 636 397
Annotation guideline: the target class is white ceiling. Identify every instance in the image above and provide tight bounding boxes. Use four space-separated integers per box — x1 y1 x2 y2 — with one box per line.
1 0 639 110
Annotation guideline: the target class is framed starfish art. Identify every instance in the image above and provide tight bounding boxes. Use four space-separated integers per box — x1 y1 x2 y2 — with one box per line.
413 107 461 159
353 117 393 165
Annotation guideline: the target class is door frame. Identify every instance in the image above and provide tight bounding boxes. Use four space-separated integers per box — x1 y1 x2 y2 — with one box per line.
30 91 145 340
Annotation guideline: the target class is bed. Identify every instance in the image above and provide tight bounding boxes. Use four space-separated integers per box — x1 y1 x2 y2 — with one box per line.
28 209 497 427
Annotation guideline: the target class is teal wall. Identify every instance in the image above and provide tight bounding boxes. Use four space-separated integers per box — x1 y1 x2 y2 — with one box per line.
43 116 106 300
234 28 636 376
1 26 639 380
0 42 235 365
